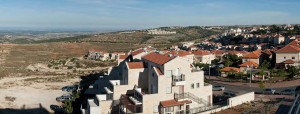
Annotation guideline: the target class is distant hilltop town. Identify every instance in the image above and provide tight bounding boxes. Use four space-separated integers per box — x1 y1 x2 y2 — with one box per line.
147 29 176 35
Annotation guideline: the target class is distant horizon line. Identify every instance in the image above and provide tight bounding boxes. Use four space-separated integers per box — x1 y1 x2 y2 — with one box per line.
0 23 299 32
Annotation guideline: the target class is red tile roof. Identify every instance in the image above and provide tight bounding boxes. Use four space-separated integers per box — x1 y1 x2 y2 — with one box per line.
276 40 300 53
127 62 144 69
165 50 191 57
211 50 225 55
142 52 173 65
262 49 273 56
119 54 128 59
220 67 240 72
276 45 300 53
160 99 192 107
282 59 295 64
253 49 262 54
131 49 145 56
192 50 210 56
242 52 260 59
288 40 299 46
239 61 259 67
227 51 248 55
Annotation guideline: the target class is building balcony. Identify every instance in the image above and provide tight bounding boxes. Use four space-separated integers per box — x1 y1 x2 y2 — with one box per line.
172 74 186 86
120 94 143 113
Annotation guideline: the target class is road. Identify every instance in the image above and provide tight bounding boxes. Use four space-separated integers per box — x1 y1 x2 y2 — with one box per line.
209 79 299 94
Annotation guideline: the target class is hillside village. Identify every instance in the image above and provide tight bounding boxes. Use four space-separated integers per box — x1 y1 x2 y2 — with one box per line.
72 24 300 114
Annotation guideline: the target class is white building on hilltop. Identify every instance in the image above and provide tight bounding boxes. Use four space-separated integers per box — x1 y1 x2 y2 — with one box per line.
148 29 176 35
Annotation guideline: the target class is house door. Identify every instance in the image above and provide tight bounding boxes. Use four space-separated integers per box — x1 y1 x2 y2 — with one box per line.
179 85 184 94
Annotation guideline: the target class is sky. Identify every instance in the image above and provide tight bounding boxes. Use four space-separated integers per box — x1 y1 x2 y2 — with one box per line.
0 0 300 31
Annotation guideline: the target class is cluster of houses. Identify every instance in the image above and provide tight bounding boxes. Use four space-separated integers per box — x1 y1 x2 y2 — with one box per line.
82 45 255 114
80 25 300 114
84 47 214 114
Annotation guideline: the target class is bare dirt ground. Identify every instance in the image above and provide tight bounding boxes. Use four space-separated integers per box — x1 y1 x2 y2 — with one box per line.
0 75 80 113
0 43 117 113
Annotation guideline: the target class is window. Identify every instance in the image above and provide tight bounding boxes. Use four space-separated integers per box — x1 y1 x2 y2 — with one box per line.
153 105 159 113
191 83 194 89
165 107 174 112
284 57 286 59
196 83 200 88
292 57 295 59
166 87 172 94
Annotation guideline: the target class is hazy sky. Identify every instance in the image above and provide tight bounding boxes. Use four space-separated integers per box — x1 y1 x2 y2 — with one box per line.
0 0 300 30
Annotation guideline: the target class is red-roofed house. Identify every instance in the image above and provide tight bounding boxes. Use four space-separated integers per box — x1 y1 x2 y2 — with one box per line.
130 48 149 60
276 40 300 66
242 51 262 64
239 61 259 72
164 50 194 63
211 50 226 60
193 50 215 64
220 67 240 77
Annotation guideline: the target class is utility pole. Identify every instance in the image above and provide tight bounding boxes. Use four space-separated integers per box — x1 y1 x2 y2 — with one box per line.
209 54 211 79
249 64 253 87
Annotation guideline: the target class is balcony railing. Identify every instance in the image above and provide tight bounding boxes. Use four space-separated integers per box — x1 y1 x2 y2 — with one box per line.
174 92 210 106
172 74 185 82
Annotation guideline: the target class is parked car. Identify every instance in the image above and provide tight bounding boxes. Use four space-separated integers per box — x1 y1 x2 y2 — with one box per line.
60 93 73 98
280 89 294 95
223 91 236 97
62 85 78 92
263 88 276 94
56 96 73 102
213 85 225 91
50 105 64 112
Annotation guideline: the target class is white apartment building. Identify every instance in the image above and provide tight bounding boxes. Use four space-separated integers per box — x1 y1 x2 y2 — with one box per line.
85 51 213 114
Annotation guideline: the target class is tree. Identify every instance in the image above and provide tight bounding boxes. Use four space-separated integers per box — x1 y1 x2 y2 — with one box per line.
286 65 300 79
270 25 281 33
275 69 287 77
223 59 233 67
193 63 209 69
211 59 220 65
259 60 270 70
222 54 241 67
64 100 73 114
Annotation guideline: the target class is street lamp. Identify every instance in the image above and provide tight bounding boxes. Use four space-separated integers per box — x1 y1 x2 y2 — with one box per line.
248 64 253 87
